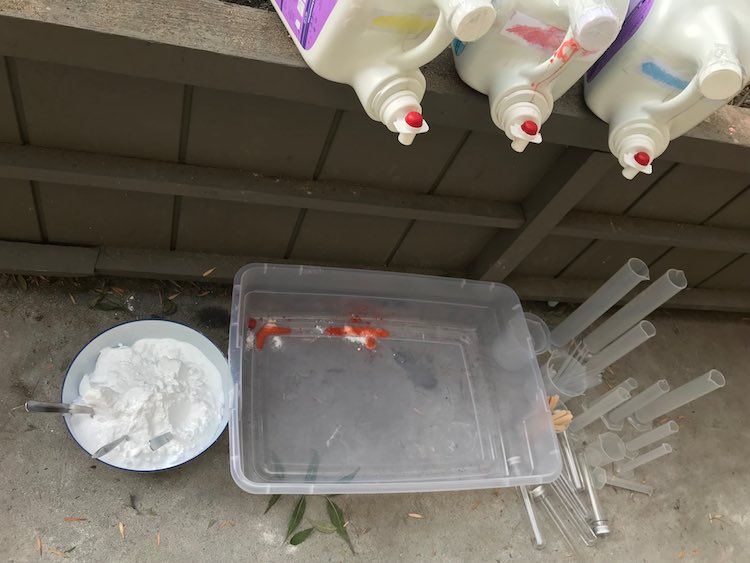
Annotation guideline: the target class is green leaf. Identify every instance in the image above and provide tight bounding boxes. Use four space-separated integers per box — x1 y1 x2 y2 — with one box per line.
326 497 355 554
338 468 360 482
289 528 314 546
264 494 281 514
304 450 320 482
207 519 217 529
307 519 337 534
286 496 306 539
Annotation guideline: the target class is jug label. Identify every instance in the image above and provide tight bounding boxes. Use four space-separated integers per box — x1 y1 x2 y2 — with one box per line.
586 0 654 82
502 11 567 54
274 0 338 50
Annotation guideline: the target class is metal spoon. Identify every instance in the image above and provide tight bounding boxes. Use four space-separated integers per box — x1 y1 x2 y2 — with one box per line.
149 432 174 451
25 400 94 416
91 435 129 459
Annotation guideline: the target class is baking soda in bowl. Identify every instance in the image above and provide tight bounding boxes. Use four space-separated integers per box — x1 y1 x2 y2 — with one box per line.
69 338 225 470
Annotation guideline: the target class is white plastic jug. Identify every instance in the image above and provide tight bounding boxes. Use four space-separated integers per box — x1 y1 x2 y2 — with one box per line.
584 0 750 179
453 0 629 152
271 0 497 145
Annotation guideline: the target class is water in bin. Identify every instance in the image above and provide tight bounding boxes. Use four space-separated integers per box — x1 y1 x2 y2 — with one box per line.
268 0 496 145
584 0 750 179
453 0 629 152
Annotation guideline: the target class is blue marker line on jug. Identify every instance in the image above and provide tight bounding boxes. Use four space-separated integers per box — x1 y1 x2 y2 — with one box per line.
641 61 690 91
453 39 466 56
586 0 654 81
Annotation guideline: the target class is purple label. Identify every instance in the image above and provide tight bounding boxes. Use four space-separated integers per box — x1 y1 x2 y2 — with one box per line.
275 0 338 50
586 0 654 82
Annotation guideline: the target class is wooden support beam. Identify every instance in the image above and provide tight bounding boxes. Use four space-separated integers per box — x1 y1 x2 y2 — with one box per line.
3 240 750 312
554 211 750 254
0 143 525 230
0 240 97 276
5 143 750 256
471 150 614 281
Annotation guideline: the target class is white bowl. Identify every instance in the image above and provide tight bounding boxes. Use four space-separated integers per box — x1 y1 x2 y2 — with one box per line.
61 320 232 472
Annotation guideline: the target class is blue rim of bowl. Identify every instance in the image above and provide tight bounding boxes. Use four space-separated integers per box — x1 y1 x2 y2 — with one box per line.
61 318 229 473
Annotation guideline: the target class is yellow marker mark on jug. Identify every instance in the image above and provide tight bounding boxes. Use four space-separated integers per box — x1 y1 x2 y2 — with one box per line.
372 14 436 34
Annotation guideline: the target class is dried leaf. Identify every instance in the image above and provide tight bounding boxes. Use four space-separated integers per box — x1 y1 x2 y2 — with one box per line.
90 294 127 312
48 547 67 558
218 520 235 529
156 531 161 547
35 534 42 556
264 494 282 514
64 517 87 522
470 501 481 511
290 528 314 546
326 497 355 554
202 267 216 278
111 287 125 295
286 497 307 539
16 275 28 290
307 519 337 534
493 489 502 497
68 293 77 305
338 468 360 482
168 293 180 301
407 512 424 519
305 451 320 482
162 298 177 316
207 519 217 529
197 291 210 297
118 522 125 539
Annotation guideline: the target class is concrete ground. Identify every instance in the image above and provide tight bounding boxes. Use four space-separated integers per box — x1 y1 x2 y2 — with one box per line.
1 274 748 562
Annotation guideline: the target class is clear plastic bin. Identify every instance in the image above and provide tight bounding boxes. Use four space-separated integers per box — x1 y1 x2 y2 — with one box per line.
228 264 560 494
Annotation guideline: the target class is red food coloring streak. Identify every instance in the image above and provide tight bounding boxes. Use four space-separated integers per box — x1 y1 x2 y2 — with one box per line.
553 39 580 63
325 325 390 350
507 24 567 52
255 324 292 350
350 314 363 324
247 318 257 330
634 151 651 166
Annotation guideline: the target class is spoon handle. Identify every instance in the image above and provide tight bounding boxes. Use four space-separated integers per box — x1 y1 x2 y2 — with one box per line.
25 401 94 415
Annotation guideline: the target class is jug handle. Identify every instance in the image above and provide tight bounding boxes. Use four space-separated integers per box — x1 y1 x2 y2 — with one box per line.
644 76 703 121
388 12 454 69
